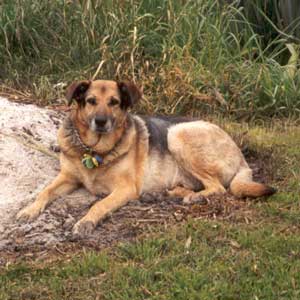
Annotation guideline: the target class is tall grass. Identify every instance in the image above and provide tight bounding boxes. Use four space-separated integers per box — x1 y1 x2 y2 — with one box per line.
0 0 300 118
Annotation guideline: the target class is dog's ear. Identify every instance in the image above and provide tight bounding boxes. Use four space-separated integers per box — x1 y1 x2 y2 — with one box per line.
117 81 142 110
65 80 91 106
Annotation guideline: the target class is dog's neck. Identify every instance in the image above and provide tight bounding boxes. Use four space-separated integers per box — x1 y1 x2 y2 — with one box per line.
72 110 127 155
59 111 136 167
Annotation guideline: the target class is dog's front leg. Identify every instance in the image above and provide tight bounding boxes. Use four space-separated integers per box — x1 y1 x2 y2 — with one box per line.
17 172 79 222
73 184 138 236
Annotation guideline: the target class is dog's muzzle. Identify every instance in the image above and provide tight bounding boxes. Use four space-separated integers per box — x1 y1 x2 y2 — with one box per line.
91 116 114 133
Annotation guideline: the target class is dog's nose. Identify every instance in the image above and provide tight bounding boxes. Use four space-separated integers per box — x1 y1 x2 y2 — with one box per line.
94 116 107 128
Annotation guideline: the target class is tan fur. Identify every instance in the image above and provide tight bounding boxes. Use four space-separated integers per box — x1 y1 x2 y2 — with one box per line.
17 80 276 236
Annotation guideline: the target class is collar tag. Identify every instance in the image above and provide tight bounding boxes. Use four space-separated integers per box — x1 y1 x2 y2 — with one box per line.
82 153 103 169
94 154 104 164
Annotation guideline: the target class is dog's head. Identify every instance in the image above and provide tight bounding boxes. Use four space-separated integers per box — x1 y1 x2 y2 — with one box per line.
66 80 142 134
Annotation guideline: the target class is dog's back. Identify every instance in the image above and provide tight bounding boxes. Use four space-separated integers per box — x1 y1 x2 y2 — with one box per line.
140 115 194 153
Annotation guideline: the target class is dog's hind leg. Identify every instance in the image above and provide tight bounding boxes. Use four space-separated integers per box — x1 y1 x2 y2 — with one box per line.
167 186 203 204
17 172 79 222
168 175 226 204
168 122 227 202
181 175 226 204
168 181 225 204
167 186 193 198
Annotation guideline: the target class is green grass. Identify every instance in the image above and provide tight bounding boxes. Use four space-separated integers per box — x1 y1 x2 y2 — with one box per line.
1 222 300 300
1 123 299 300
1 0 300 117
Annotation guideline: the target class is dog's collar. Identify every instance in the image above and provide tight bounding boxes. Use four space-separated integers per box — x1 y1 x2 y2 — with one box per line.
72 126 103 168
63 116 132 169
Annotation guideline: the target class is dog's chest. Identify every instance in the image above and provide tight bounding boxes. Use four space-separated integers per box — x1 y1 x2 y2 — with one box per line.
65 157 114 195
80 170 108 195
81 163 127 195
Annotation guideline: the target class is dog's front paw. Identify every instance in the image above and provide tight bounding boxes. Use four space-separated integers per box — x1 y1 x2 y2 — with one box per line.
72 218 95 238
17 203 44 222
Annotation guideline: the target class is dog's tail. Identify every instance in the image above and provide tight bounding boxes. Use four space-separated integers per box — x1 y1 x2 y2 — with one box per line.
230 166 276 198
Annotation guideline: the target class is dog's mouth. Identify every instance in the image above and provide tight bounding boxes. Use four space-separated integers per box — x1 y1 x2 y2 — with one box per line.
90 116 115 134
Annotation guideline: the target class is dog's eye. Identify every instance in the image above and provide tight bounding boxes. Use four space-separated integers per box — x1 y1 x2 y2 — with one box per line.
86 97 96 105
108 97 120 107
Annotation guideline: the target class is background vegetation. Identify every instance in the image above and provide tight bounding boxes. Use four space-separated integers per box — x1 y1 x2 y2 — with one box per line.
1 0 300 119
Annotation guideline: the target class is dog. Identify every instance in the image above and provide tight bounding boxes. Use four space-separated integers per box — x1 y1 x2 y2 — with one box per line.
17 80 276 236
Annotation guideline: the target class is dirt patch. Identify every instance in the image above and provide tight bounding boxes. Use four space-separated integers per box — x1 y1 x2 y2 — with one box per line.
0 98 269 264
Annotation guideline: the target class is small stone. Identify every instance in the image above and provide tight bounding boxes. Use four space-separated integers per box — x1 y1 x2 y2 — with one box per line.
43 223 56 232
50 144 60 152
22 224 33 234
63 215 75 230
173 211 184 222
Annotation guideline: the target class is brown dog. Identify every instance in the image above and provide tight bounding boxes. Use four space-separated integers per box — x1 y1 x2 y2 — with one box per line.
17 80 276 236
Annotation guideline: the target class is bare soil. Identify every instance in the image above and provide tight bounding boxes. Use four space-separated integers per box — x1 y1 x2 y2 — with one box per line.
0 97 269 264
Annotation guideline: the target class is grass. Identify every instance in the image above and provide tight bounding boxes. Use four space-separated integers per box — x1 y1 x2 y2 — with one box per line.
1 0 300 118
1 122 299 300
1 220 300 300
1 224 300 299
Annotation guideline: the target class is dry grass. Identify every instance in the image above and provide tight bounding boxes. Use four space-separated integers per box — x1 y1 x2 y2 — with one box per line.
0 0 300 118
